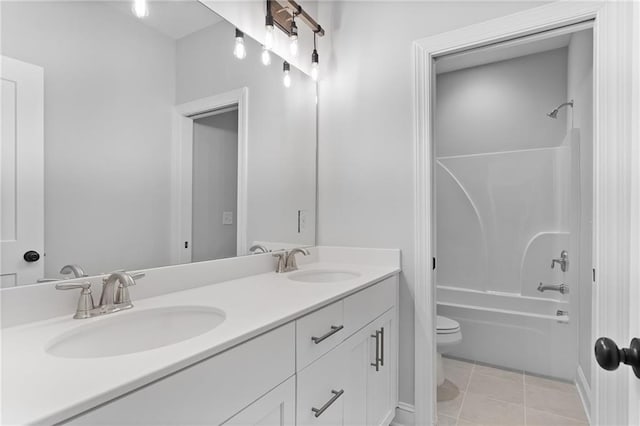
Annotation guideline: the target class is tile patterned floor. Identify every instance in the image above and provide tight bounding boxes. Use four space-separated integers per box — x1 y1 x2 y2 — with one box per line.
437 357 589 426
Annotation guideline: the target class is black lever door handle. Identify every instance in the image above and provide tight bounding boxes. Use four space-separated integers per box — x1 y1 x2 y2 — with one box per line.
594 337 640 379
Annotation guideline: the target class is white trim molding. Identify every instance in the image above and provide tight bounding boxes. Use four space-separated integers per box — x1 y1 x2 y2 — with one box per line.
413 2 640 425
171 88 249 264
391 402 416 426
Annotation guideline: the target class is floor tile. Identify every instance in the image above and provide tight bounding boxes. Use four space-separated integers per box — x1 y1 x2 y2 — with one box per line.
438 379 461 402
437 414 457 426
526 407 588 425
467 370 524 405
525 374 576 393
437 388 465 418
459 392 525 425
525 383 588 421
474 363 523 383
443 357 474 391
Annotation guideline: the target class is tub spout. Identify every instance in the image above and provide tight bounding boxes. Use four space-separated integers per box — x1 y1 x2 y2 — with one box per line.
537 282 568 294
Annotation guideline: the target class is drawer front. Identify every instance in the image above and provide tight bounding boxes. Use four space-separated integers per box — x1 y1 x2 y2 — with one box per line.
344 276 396 335
297 343 347 426
65 324 295 425
296 300 345 370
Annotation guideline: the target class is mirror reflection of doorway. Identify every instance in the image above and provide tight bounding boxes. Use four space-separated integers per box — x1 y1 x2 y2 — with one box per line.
191 108 239 262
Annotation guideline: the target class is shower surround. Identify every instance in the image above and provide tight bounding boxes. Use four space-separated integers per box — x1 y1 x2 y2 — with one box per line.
436 130 580 380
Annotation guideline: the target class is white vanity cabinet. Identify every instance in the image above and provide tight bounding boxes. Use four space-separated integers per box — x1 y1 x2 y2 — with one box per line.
296 276 398 426
62 275 398 426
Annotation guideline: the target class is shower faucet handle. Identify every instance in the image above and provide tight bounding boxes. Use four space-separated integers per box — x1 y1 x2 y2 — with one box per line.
551 250 569 272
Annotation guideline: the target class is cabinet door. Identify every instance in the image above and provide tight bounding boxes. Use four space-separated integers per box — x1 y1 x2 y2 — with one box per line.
343 325 370 425
367 310 396 426
297 343 347 426
224 377 295 426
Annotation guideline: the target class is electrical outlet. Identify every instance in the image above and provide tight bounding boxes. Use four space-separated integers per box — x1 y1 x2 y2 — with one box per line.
222 211 233 225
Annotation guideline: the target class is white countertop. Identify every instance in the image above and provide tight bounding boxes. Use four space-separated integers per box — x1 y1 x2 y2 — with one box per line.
1 261 399 425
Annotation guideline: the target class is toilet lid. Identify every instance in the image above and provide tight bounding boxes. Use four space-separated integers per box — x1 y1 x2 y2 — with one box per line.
437 316 460 334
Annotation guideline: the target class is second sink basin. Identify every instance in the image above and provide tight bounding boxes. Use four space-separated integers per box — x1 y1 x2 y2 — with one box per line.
288 269 361 283
46 306 225 358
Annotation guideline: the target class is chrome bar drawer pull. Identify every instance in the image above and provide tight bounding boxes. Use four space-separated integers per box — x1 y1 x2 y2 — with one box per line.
379 327 385 366
311 325 344 344
311 389 344 418
371 330 380 371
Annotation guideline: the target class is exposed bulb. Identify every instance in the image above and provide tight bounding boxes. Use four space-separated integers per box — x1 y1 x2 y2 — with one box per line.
265 24 275 50
283 61 291 88
289 19 299 57
234 29 246 60
261 46 271 66
311 49 319 81
289 37 299 57
132 0 148 18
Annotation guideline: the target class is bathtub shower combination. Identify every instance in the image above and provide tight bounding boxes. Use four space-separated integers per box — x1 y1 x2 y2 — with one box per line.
436 125 588 381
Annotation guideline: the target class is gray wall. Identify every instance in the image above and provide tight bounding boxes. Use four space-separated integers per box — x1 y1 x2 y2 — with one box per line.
1 1 175 277
436 48 568 157
315 0 548 406
176 20 317 249
192 111 239 262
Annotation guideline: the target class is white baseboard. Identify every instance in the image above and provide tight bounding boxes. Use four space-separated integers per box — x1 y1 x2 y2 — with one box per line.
391 402 416 426
576 365 592 424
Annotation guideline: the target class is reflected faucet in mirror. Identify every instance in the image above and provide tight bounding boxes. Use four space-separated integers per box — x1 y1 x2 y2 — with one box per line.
249 244 270 254
37 264 89 283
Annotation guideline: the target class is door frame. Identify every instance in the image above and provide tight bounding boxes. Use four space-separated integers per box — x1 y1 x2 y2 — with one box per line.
171 88 249 264
412 2 640 425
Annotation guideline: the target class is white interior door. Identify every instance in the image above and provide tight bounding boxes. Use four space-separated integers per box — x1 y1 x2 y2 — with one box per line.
1 56 44 287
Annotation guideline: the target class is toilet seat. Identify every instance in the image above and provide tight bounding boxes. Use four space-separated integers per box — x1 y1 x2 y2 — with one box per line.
437 315 460 335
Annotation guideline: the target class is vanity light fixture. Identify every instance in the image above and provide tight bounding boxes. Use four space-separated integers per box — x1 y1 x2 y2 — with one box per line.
265 0 275 50
132 0 148 18
283 61 292 88
233 29 247 60
261 46 272 66
310 30 320 81
289 15 299 57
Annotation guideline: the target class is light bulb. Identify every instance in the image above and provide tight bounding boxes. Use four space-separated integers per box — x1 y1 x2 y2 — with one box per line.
289 19 298 57
311 49 319 81
261 46 271 66
132 0 148 18
289 38 299 57
234 29 246 60
265 15 275 50
283 61 291 88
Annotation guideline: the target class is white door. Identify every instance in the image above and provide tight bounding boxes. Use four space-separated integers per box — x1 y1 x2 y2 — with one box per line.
1 56 44 287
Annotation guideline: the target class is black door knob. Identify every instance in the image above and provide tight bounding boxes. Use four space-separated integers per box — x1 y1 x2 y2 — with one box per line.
595 337 640 379
23 250 40 262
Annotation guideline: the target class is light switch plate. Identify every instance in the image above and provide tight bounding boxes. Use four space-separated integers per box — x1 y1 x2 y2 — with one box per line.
222 211 233 225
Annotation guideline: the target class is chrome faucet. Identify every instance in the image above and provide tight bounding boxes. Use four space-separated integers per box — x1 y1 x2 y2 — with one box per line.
551 250 569 272
285 248 310 272
249 244 270 254
273 251 288 273
537 282 569 294
60 264 88 278
56 270 145 319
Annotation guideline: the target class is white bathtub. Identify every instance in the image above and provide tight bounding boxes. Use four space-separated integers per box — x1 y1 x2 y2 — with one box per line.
437 285 576 381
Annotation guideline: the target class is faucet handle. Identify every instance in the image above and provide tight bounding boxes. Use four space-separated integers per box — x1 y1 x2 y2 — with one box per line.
273 252 287 273
130 272 145 281
56 282 95 319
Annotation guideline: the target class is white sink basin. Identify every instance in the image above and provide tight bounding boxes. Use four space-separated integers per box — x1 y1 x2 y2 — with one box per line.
288 269 361 283
46 306 225 358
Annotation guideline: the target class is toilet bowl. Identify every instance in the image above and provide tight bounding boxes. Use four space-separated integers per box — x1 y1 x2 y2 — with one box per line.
436 315 462 386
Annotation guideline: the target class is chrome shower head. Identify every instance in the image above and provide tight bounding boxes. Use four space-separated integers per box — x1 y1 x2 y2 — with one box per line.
547 100 574 119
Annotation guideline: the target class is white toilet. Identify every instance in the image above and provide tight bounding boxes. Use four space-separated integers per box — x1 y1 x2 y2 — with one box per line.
436 315 462 386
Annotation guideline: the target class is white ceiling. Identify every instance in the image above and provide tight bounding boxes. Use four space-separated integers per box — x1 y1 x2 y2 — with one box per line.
105 1 224 40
